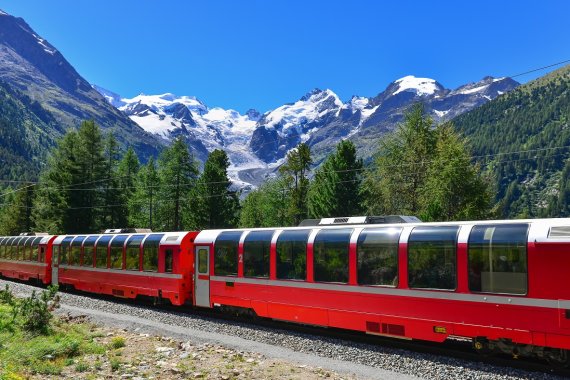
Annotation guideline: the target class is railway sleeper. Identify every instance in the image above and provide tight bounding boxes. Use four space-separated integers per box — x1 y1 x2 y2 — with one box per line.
473 337 569 366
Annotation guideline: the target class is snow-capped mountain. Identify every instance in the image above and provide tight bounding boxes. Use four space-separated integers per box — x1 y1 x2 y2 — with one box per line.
95 75 519 188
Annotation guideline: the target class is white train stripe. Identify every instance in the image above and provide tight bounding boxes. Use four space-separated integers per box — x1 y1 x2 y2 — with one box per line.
58 265 183 279
0 259 48 267
210 276 569 309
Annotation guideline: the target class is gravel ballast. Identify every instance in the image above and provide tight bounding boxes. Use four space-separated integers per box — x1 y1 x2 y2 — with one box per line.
1 279 563 380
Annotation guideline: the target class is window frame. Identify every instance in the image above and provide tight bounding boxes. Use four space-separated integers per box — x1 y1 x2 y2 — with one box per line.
125 235 144 271
142 234 163 272
214 231 242 277
313 228 352 284
109 235 128 270
407 226 459 291
356 227 402 287
95 235 112 269
59 237 74 265
70 236 87 267
243 230 273 278
467 223 529 296
275 229 310 281
81 236 99 267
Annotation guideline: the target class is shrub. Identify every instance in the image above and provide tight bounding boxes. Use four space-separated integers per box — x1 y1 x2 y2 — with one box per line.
20 286 59 335
110 336 125 349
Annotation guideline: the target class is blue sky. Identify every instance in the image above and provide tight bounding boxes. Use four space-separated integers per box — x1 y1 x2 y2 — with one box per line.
2 1 569 113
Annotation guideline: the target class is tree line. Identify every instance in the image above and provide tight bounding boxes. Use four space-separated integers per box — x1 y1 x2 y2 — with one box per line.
0 104 492 235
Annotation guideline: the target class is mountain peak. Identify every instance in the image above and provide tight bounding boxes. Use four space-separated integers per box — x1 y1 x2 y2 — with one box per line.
392 75 443 96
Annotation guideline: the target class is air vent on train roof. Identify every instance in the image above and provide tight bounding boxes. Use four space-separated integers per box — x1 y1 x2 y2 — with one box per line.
549 226 570 238
298 215 422 227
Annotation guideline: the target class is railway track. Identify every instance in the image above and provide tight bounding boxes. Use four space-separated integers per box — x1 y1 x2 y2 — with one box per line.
2 277 568 379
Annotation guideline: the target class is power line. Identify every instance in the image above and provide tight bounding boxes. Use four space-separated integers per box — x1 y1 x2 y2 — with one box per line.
509 59 570 79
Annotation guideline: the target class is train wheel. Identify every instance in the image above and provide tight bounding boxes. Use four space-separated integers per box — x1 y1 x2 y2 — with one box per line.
546 349 569 368
473 338 492 356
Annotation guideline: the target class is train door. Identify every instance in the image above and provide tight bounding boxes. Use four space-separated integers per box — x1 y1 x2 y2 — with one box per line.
51 245 59 285
194 246 210 307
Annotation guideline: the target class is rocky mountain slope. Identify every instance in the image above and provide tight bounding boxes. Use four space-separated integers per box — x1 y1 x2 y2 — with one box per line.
454 64 570 218
99 75 518 186
0 10 161 166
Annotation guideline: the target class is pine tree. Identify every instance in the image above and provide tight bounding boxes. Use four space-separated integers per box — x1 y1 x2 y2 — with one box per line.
157 137 198 231
308 140 363 218
191 149 239 229
239 177 292 227
117 146 140 227
363 104 435 215
420 123 491 221
279 143 312 224
0 183 36 235
129 156 160 229
101 132 123 229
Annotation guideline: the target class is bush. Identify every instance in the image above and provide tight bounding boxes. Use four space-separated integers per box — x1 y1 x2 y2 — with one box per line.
20 285 60 335
110 336 125 349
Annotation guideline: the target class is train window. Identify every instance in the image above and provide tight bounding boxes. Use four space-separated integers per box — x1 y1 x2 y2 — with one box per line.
165 249 173 273
214 231 241 276
408 226 458 290
40 247 46 263
70 236 86 266
15 237 25 261
143 234 163 272
125 235 144 271
276 230 310 280
32 237 43 261
357 228 401 286
0 237 5 259
95 235 112 268
81 236 98 267
109 235 127 270
313 229 352 283
21 237 32 261
5 237 14 259
468 224 528 295
59 237 74 265
243 230 273 278
198 249 208 274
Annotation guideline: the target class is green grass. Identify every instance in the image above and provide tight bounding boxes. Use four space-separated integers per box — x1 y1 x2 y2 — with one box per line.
0 296 105 378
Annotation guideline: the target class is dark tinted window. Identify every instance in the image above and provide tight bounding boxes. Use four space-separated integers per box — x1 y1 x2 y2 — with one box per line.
81 236 98 267
243 230 273 278
110 235 127 269
143 234 163 272
59 237 74 265
6 237 15 259
313 229 351 283
276 230 309 280
357 228 401 286
95 236 112 268
23 237 34 261
468 224 528 295
126 235 144 271
70 236 86 266
165 249 173 273
32 237 43 262
214 231 241 276
408 226 458 290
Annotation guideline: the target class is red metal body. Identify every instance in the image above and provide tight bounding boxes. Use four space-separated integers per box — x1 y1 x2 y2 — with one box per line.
0 235 56 285
52 231 198 306
193 219 570 352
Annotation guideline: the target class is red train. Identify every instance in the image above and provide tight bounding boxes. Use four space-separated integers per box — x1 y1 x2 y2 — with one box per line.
1 217 570 364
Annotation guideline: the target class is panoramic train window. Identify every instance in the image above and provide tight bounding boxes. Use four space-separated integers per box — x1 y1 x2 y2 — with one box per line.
214 231 242 276
59 237 74 265
0 237 5 259
408 226 459 290
70 236 86 266
22 237 33 261
5 237 15 259
125 235 144 271
165 249 173 273
95 236 112 268
357 228 401 286
313 229 352 283
16 237 25 261
81 236 98 267
468 224 528 295
110 235 127 270
143 234 163 272
243 230 273 278
32 237 43 261
276 229 310 280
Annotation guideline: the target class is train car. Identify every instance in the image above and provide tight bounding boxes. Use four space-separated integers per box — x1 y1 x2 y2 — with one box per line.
190 217 570 363
0 234 56 285
51 230 198 306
